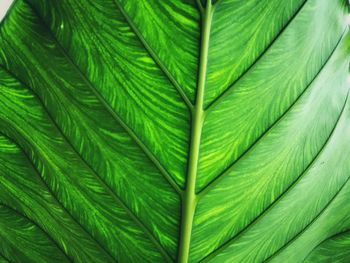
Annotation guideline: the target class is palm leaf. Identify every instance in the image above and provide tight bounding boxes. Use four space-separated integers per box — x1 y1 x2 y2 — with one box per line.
0 0 349 262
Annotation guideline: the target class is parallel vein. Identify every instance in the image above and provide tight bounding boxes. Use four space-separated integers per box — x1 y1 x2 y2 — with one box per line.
112 0 193 110
198 30 346 197
24 0 182 196
0 67 172 262
205 0 308 111
303 229 350 260
200 91 349 262
265 165 350 261
0 202 72 262
0 133 116 262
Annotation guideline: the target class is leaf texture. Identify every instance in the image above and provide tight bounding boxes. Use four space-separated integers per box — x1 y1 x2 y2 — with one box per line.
0 0 349 262
304 230 350 262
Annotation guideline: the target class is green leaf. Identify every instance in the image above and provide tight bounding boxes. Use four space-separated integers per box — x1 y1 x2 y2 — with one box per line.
0 0 349 262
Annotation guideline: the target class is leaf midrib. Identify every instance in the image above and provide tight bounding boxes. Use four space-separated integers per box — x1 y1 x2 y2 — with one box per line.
178 1 214 262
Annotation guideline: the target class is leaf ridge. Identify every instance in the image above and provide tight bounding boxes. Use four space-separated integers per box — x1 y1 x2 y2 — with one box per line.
23 0 182 196
204 0 308 111
112 0 193 109
199 91 349 262
198 29 346 197
0 202 72 262
0 67 172 262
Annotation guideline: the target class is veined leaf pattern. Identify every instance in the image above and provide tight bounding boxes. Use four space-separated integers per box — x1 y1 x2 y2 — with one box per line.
0 0 349 262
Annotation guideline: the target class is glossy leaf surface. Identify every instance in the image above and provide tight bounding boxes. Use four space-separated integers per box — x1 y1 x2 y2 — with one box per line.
0 0 349 262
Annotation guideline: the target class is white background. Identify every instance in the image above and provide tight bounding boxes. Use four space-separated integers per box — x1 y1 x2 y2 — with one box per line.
0 0 13 22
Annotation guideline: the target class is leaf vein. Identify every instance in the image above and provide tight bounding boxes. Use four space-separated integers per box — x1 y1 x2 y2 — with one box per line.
205 0 308 111
198 29 346 196
112 0 193 109
265 167 350 262
200 89 349 262
23 0 183 196
0 202 73 263
0 133 117 262
0 67 172 262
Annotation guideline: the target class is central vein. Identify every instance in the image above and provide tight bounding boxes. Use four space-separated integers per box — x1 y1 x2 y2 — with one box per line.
178 2 213 262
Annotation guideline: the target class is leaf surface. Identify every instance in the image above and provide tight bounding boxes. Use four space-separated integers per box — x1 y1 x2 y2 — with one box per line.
0 0 349 262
